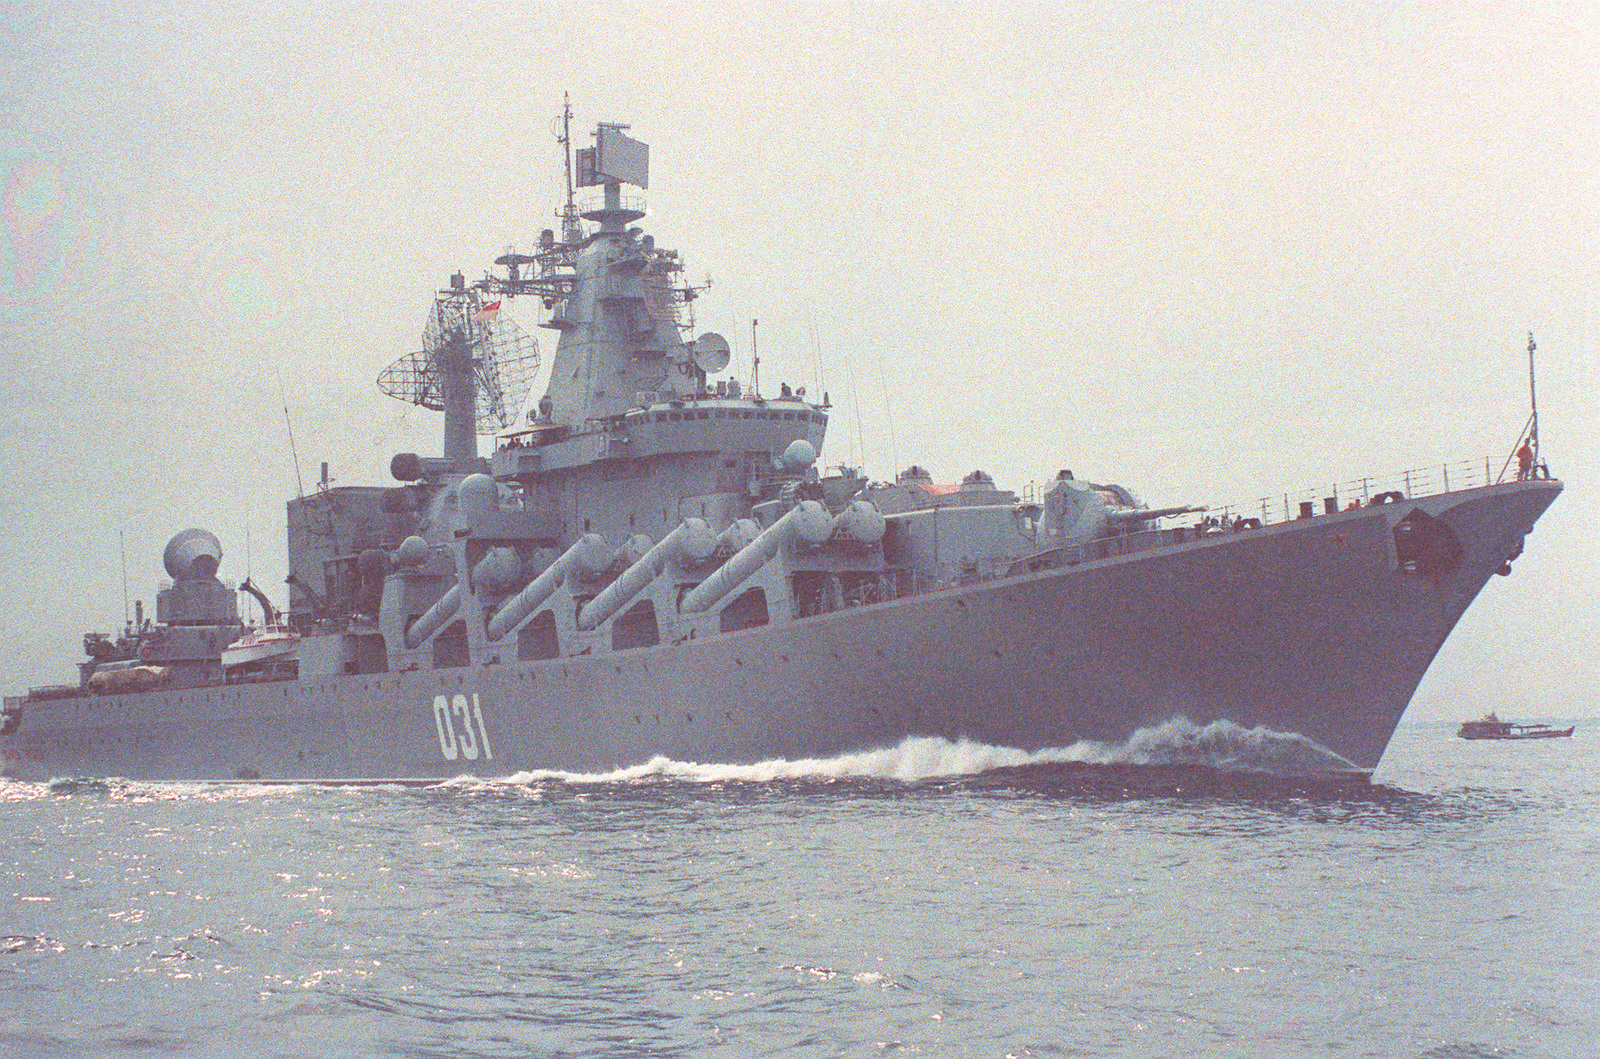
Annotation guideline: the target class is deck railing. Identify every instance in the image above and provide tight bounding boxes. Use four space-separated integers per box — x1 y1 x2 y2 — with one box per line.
1214 454 1550 525
1006 454 1554 579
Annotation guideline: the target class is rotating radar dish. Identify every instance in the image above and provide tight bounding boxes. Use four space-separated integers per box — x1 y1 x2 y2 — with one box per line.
377 288 541 433
691 332 731 374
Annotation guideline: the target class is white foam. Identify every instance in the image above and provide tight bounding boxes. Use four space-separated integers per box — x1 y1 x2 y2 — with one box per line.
484 716 1355 787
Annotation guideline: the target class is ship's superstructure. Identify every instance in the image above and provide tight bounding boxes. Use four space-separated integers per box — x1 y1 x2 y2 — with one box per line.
0 108 1563 782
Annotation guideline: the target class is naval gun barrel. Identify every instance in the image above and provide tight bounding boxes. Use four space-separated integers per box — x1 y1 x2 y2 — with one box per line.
680 501 831 614
484 534 610 641
1105 503 1208 524
403 548 519 650
576 519 716 631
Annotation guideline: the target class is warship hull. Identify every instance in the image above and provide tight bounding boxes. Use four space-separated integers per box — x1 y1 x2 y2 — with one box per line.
1 480 1559 782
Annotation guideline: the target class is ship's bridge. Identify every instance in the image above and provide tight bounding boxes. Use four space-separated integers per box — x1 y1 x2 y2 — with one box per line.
491 394 828 477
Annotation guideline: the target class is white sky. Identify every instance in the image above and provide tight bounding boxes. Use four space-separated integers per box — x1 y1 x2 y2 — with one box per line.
2 1 1596 720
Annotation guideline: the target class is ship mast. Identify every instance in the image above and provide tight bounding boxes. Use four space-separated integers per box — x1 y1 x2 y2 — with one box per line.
1527 332 1539 468
557 93 582 245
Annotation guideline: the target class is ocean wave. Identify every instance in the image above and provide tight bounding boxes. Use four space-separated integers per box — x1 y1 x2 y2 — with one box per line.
468 716 1356 787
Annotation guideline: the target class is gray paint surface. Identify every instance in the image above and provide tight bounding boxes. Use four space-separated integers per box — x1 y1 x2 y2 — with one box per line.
2 482 1559 779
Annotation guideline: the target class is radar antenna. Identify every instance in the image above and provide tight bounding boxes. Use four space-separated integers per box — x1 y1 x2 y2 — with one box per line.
377 281 540 461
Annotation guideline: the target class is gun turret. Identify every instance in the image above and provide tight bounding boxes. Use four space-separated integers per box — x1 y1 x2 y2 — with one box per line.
1040 476 1205 545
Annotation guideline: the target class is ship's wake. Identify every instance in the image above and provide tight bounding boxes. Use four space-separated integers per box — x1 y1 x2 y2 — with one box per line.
473 716 1358 789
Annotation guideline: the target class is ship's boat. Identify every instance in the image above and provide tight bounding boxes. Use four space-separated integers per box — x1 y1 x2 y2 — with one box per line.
222 577 301 676
0 108 1564 783
221 627 301 669
1457 713 1575 740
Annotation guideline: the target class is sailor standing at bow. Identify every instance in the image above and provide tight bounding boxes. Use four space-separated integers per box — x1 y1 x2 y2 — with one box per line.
1516 439 1534 481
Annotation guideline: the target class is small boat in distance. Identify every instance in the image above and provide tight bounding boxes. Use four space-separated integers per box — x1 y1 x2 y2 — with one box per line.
1457 713 1575 740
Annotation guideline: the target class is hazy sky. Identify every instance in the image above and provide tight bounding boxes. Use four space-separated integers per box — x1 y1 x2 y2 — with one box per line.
3 1 1596 720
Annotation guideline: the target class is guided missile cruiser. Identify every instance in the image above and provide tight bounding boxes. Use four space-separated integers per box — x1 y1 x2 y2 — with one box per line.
1 106 1562 782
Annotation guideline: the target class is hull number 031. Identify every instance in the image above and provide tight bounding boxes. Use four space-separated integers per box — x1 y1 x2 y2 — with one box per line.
432 694 493 762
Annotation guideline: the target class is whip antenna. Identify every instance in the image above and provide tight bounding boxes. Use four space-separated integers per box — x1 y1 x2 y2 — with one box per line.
119 530 129 627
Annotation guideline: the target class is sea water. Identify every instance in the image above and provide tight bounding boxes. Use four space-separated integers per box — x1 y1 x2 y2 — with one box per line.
3 719 1596 1058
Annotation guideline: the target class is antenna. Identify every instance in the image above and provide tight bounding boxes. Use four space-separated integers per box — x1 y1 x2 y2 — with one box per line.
751 318 760 397
377 285 541 459
691 332 731 374
243 526 255 625
806 316 827 401
878 355 900 478
556 93 581 243
277 371 333 553
119 530 129 627
843 350 867 470
280 380 308 509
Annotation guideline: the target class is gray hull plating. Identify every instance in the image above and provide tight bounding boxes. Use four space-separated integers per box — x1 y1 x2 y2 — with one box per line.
2 481 1559 780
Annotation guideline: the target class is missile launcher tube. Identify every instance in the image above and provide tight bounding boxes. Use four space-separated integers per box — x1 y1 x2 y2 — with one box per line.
718 519 761 552
484 533 609 641
404 586 461 651
680 501 831 614
403 548 521 649
833 500 887 543
576 519 715 631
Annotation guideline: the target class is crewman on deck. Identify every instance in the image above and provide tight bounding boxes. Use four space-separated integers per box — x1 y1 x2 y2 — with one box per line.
1516 440 1534 481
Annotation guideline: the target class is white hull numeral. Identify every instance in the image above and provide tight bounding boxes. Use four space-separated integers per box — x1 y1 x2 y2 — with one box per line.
432 694 493 762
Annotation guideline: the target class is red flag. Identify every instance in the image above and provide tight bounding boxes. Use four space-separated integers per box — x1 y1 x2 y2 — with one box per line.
473 300 502 324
